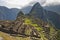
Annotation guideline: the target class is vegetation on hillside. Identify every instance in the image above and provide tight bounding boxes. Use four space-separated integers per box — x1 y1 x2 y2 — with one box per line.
0 10 59 40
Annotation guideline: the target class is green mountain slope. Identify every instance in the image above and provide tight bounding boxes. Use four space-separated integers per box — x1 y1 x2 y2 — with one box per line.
0 11 58 40
29 2 60 29
0 3 60 40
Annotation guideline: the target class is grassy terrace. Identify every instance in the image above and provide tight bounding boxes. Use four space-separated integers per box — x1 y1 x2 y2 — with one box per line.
0 17 58 40
24 18 43 31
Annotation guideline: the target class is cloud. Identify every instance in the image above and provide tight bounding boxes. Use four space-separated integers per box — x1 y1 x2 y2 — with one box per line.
0 0 60 8
43 0 60 6
0 0 33 8
34 0 46 4
0 0 45 8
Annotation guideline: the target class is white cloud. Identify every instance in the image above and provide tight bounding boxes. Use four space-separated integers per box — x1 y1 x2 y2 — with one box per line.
43 0 60 6
0 0 33 8
0 0 60 8
0 0 45 8
34 0 46 4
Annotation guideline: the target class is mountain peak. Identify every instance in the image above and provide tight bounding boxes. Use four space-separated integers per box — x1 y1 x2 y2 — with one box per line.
29 2 43 19
30 2 43 13
33 2 42 8
17 11 24 18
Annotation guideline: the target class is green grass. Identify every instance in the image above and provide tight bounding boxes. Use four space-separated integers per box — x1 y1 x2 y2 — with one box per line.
24 18 43 31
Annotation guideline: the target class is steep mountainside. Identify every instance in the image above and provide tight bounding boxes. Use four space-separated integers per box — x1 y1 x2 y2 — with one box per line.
0 6 19 20
47 11 60 29
29 2 46 21
29 2 60 29
44 5 60 14
0 11 58 40
0 2 59 40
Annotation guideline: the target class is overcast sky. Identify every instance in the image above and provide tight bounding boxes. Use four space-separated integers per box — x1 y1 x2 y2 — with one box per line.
0 0 60 9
